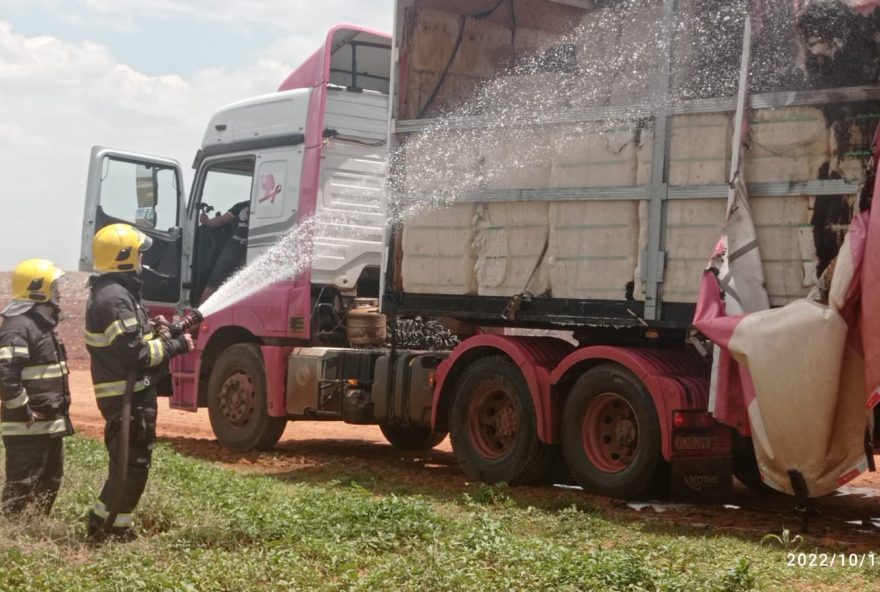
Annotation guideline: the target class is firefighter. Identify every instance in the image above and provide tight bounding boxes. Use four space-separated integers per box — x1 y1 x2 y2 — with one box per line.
0 259 73 517
84 224 193 540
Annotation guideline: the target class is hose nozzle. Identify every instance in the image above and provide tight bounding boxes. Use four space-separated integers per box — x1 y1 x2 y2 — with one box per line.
169 310 204 337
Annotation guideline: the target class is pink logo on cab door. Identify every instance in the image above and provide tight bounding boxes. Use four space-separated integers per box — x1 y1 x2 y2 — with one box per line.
259 174 283 204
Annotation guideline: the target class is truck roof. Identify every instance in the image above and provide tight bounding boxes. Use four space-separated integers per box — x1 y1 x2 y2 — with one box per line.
200 89 310 151
199 24 391 155
278 24 391 94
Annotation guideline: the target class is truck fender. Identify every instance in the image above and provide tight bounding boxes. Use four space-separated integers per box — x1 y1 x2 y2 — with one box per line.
550 346 711 460
262 345 294 418
432 335 574 444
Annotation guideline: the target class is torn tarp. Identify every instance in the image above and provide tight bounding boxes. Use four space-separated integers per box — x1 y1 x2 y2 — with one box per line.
694 133 880 497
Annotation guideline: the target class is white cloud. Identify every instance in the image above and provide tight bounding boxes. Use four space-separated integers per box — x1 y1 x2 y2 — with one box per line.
0 0 394 271
28 0 392 35
0 20 294 269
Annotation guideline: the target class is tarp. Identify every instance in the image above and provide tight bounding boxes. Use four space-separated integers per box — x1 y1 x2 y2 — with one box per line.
694 129 880 497
848 0 880 15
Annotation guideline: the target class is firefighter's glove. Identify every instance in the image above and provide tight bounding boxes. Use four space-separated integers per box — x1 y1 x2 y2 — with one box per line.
162 334 194 359
24 408 47 429
24 405 35 428
151 315 172 340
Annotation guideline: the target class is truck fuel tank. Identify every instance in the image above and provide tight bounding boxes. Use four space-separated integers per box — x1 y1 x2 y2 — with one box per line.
372 352 447 426
286 348 382 418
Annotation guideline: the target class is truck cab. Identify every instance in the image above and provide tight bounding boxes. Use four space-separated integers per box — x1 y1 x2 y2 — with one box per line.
79 26 393 448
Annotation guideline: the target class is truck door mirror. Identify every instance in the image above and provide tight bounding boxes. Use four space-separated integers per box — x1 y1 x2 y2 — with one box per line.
136 206 158 229
135 164 158 229
136 164 157 206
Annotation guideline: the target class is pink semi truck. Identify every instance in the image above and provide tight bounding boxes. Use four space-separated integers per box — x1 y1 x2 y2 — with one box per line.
79 2 880 500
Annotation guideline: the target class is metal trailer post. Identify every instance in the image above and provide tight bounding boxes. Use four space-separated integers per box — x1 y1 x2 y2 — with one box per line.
642 0 676 322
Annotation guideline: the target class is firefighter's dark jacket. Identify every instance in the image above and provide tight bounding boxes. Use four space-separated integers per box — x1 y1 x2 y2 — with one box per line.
0 304 73 438
85 273 189 403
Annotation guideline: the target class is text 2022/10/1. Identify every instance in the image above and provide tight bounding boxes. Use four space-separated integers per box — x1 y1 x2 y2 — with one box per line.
787 553 877 568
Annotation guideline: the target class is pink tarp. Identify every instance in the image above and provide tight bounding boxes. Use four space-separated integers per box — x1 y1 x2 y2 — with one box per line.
694 131 880 497
849 0 880 15
864 151 880 408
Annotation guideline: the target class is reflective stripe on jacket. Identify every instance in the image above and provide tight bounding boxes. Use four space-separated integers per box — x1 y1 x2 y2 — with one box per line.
85 274 167 401
0 305 72 434
1 417 70 437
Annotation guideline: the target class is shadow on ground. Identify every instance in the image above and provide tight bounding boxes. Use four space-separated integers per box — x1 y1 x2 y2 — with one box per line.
157 434 880 551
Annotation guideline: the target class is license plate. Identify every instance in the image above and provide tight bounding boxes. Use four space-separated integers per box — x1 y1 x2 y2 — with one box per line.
674 435 712 450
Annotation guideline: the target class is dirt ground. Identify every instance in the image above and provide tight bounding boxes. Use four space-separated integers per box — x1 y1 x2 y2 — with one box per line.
2 271 879 549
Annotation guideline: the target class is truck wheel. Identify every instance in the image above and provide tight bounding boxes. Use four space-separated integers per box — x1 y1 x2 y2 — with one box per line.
449 356 556 485
733 437 774 493
562 364 661 498
207 343 286 451
379 424 447 451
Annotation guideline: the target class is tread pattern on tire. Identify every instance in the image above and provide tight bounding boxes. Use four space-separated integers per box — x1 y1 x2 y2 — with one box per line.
449 355 558 486
207 343 286 451
561 363 661 498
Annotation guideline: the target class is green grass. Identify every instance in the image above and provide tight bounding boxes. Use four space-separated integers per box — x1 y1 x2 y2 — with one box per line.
0 437 876 591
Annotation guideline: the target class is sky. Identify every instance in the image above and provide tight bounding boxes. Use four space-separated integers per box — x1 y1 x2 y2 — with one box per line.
0 0 393 270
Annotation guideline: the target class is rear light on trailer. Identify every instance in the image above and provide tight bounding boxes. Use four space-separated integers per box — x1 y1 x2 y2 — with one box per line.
672 410 715 429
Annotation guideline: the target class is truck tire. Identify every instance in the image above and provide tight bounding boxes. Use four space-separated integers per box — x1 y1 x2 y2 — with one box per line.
562 364 661 498
449 356 556 485
733 437 775 494
207 343 286 451
379 424 447 451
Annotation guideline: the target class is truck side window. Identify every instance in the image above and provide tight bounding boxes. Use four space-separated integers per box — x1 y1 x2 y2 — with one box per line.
190 157 255 305
100 157 178 231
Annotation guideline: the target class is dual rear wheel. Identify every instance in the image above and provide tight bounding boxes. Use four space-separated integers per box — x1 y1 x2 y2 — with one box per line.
561 364 662 498
449 358 661 496
450 356 557 485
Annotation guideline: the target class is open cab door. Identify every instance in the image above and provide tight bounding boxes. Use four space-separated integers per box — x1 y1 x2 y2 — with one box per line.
80 147 189 314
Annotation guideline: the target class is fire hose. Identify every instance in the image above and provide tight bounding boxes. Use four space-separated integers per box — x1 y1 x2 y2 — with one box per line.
102 371 135 533
102 310 203 533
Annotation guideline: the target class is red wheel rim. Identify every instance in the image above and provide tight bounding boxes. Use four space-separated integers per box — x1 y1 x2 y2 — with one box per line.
467 384 519 460
219 370 256 428
581 393 638 473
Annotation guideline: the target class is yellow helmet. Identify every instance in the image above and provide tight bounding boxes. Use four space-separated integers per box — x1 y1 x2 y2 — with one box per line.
93 223 153 273
11 259 65 302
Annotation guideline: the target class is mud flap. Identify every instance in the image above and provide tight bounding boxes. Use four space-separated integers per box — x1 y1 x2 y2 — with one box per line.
670 457 732 500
